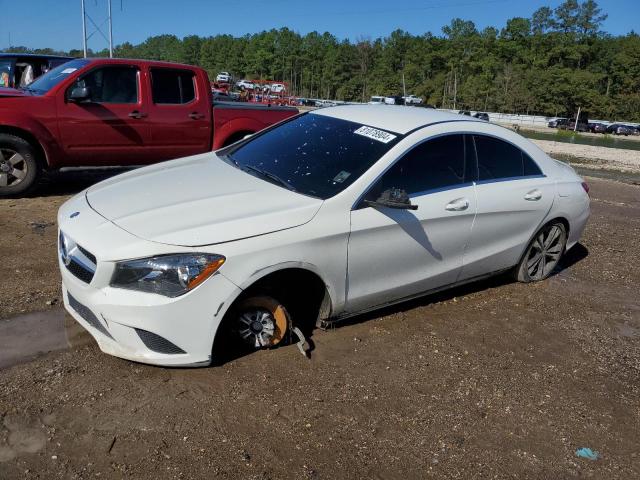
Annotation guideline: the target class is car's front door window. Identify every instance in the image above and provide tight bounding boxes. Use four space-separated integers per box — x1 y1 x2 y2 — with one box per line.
72 66 139 104
364 134 473 204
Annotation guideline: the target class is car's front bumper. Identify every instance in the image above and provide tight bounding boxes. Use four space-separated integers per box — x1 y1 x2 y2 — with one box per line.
58 193 242 367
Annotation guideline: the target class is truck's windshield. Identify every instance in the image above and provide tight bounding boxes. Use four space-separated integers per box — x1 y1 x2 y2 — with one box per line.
222 112 401 199
24 59 89 94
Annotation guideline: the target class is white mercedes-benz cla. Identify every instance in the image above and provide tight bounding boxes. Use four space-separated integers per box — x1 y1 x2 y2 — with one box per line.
57 106 590 366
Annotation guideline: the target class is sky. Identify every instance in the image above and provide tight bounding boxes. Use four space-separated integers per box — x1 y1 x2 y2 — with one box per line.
1 0 639 52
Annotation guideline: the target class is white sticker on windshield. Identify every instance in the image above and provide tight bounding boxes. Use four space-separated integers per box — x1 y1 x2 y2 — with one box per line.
61 68 78 74
354 126 397 144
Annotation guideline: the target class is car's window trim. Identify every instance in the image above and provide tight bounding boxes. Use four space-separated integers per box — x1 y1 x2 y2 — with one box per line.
352 131 474 211
65 64 141 105
475 174 546 186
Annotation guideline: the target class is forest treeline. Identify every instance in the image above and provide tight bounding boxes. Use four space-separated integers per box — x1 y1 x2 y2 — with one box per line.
4 0 639 120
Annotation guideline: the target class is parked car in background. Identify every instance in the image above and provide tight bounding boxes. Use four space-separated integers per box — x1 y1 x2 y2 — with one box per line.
458 110 471 116
384 96 404 105
57 105 590 366
368 96 384 105
606 124 636 136
0 53 72 89
215 71 232 83
565 120 589 132
473 112 489 121
403 94 422 105
236 79 255 90
270 83 286 94
0 58 298 196
548 118 568 128
588 122 607 133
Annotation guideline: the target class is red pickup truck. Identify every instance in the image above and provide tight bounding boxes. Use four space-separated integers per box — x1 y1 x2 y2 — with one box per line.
0 58 298 196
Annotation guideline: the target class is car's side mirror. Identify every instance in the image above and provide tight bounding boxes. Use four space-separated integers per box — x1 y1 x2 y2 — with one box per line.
69 86 91 103
364 188 418 210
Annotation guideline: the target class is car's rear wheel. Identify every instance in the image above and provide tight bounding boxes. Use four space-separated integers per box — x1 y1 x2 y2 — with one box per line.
233 296 290 349
0 134 41 197
515 221 567 282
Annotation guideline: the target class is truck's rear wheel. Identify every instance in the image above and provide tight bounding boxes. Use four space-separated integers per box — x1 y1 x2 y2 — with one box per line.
0 134 40 197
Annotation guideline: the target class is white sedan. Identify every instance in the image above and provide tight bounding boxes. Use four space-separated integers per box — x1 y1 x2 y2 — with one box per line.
57 106 590 366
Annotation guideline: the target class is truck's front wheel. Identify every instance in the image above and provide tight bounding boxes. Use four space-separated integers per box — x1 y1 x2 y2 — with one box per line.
0 134 40 197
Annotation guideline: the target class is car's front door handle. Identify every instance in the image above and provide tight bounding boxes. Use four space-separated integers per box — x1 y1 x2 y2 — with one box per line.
188 112 205 120
128 110 147 119
524 189 542 201
445 198 469 211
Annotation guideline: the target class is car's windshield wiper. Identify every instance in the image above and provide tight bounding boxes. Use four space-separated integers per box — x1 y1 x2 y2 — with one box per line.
18 86 42 94
241 164 297 192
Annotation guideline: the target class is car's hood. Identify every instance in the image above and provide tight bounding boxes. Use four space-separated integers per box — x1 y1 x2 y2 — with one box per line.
0 87 31 97
85 153 323 247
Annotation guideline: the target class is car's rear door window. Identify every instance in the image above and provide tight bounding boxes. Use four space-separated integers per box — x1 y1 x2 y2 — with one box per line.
365 134 472 201
150 68 196 104
473 135 542 181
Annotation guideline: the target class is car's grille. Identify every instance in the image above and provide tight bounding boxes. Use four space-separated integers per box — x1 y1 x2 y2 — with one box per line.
77 245 97 264
135 328 186 354
66 259 95 283
67 293 113 339
59 230 96 284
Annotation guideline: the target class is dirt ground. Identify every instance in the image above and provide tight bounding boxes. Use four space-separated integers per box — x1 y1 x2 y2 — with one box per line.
0 171 639 479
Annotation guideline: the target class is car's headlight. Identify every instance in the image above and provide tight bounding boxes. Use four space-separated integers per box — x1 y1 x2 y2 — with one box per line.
110 253 225 297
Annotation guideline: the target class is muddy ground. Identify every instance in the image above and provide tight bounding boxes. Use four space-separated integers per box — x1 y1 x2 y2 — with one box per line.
0 171 639 479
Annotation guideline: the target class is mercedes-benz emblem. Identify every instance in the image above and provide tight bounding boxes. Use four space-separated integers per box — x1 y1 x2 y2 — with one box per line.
59 232 71 266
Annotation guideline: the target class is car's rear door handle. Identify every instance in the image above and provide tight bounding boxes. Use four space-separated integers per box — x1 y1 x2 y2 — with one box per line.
524 189 542 201
188 112 205 120
128 110 147 119
445 198 469 211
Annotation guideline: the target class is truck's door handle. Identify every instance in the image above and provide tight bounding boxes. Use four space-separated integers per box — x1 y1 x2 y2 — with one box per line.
445 198 469 211
128 111 147 119
524 189 542 201
189 112 205 120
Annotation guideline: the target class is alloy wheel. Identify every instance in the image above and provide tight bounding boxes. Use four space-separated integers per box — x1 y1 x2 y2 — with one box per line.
525 224 564 280
0 148 28 188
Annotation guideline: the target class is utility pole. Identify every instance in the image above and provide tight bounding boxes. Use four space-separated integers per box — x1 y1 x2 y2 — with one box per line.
108 0 113 58
574 106 581 132
81 0 88 58
453 70 457 110
81 0 114 58
402 72 406 97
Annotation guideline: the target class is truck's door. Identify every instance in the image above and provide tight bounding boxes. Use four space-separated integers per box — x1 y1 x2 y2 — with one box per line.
56 64 151 166
144 67 211 162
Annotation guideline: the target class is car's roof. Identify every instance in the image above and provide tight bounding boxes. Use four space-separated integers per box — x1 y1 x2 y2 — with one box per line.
311 104 481 135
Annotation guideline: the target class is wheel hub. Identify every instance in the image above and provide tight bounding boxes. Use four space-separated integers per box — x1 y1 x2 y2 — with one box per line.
238 309 277 348
0 148 27 188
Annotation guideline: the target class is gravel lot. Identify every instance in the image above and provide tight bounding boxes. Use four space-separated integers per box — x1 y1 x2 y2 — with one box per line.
532 140 640 173
0 172 639 479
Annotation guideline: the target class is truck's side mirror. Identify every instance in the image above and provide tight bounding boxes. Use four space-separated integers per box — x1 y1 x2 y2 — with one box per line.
69 86 91 103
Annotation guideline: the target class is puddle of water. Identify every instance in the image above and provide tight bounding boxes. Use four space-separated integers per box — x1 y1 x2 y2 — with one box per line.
520 129 640 151
0 309 93 369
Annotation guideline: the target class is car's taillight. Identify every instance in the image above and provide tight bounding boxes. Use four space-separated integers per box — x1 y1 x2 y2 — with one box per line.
581 182 590 196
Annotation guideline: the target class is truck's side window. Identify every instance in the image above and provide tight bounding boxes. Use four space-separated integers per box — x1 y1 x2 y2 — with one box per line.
150 69 196 104
73 66 139 104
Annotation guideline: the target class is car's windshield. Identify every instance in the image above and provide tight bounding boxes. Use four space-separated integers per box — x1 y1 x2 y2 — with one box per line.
24 59 89 94
222 112 401 199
